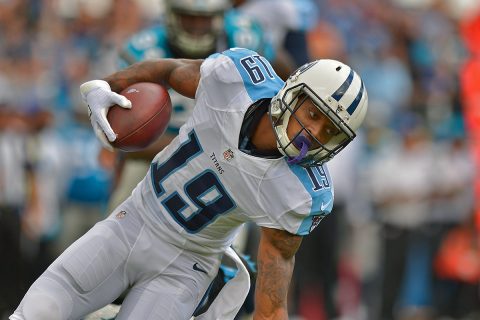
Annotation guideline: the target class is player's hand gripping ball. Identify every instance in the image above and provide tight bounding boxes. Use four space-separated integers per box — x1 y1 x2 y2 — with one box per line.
107 82 172 152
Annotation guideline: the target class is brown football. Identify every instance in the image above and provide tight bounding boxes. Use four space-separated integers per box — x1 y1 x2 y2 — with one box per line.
107 82 172 152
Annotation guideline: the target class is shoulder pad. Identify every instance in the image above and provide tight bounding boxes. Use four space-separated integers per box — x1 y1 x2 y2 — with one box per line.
223 10 275 61
118 25 171 68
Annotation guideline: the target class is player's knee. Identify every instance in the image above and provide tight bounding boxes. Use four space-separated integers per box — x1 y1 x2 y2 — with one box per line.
22 293 62 320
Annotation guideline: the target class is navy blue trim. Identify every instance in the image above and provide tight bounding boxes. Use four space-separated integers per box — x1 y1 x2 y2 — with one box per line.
346 80 364 115
331 69 354 102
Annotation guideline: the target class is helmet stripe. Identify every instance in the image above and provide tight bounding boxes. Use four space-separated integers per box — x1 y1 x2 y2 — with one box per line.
331 68 354 102
346 80 365 115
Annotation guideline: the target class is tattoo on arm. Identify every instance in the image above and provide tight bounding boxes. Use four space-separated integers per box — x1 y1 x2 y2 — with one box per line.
257 248 293 306
254 228 302 319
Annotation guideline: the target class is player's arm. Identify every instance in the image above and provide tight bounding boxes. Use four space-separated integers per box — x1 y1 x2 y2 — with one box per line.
104 58 203 99
253 227 302 320
81 58 203 146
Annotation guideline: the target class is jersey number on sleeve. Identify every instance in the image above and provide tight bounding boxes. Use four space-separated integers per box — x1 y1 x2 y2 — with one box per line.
240 55 275 84
306 166 330 191
150 130 236 233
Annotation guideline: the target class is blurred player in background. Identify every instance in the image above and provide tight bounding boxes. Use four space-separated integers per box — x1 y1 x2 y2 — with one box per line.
234 0 318 67
11 47 368 320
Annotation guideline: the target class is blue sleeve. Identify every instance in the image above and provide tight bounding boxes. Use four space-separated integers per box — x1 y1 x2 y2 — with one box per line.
117 25 171 69
218 48 284 101
289 164 334 235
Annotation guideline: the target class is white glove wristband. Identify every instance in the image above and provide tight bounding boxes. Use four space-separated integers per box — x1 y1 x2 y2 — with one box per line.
80 79 111 102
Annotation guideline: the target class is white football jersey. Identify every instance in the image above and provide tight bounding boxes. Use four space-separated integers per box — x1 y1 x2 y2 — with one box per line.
132 48 334 253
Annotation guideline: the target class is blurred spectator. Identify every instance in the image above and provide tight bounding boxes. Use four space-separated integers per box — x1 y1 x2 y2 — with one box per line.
429 123 478 319
0 3 57 314
367 114 436 320
0 106 38 318
0 77 54 319
0 2 141 318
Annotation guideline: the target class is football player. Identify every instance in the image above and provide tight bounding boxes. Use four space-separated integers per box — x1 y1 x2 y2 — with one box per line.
95 2 286 317
11 48 368 319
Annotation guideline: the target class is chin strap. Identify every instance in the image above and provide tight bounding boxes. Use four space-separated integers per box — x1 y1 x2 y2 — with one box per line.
287 134 311 165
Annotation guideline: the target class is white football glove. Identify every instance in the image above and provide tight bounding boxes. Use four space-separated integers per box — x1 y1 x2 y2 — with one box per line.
80 80 132 150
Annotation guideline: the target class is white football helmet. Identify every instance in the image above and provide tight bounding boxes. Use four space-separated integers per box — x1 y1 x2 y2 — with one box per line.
270 59 368 167
165 0 231 58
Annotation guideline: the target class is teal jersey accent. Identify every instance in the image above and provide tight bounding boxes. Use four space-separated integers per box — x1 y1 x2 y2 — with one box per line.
220 48 284 102
288 164 334 235
119 10 276 67
118 24 172 69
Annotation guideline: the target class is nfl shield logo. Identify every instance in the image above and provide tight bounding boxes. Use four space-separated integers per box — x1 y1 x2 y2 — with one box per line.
115 210 127 219
223 149 234 161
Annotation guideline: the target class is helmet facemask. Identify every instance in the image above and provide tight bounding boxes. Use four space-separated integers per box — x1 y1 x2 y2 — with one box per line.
270 83 356 167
